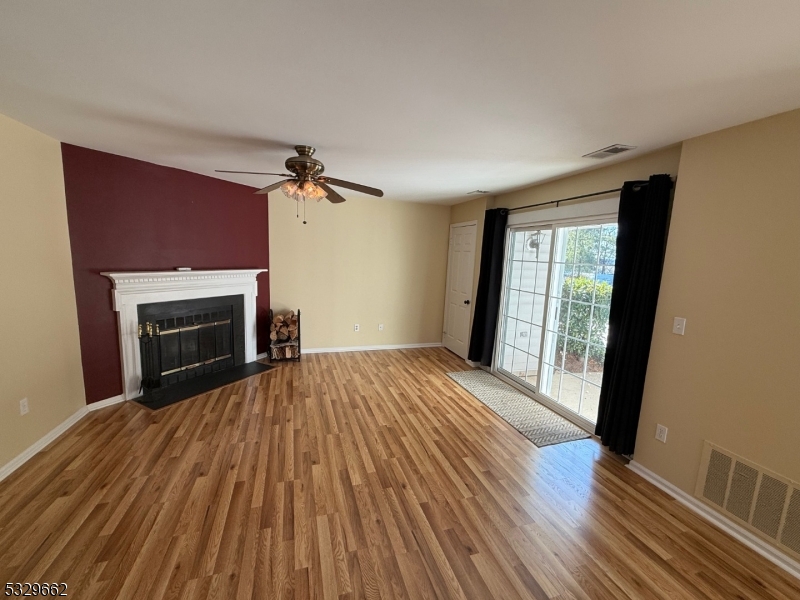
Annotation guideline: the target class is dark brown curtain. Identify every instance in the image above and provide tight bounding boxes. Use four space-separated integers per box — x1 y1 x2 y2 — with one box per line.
468 208 508 366
595 174 674 455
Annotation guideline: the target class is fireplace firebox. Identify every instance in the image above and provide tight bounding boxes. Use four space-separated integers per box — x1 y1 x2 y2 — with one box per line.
137 295 245 390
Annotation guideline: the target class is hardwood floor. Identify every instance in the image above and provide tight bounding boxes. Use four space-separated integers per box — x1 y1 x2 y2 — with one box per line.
1 347 798 599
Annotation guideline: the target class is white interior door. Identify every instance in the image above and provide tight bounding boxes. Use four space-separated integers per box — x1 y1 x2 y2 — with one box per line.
443 223 476 358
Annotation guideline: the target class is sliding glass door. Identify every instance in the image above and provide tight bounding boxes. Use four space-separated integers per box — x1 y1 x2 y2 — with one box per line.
496 219 617 425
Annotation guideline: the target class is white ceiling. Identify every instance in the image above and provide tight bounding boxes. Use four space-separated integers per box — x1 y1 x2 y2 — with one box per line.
2 1 800 204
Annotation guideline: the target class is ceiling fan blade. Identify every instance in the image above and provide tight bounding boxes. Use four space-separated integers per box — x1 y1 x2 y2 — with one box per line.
254 179 291 195
216 170 293 177
317 182 346 204
319 177 384 197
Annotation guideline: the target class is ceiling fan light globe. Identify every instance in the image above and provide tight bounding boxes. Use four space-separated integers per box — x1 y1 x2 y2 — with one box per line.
281 180 300 201
281 180 298 194
313 185 328 201
299 181 327 201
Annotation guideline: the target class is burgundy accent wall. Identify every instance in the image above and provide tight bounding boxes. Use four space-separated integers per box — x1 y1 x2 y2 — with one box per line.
61 144 269 404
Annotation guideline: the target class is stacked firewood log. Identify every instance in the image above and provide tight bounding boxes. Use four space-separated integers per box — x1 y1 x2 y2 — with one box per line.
270 310 298 342
269 310 300 359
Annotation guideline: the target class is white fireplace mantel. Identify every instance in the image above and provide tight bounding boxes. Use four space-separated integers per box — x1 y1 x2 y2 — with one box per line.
103 269 267 400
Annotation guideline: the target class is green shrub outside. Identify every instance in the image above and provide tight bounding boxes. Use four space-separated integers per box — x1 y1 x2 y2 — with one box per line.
557 276 612 362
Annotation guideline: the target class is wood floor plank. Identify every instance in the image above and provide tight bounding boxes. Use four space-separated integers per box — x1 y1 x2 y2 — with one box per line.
1 347 798 599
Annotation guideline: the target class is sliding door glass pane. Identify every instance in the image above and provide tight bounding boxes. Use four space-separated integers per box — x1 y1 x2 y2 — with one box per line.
540 222 617 423
497 228 552 384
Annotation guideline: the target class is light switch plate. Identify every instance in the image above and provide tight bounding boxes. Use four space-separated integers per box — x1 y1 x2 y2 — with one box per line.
20 398 29 416
655 424 668 443
672 317 686 335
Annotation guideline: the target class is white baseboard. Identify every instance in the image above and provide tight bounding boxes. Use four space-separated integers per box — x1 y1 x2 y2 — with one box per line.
0 405 88 483
303 342 442 354
0 393 128 483
256 352 270 360
628 461 800 581
86 393 125 411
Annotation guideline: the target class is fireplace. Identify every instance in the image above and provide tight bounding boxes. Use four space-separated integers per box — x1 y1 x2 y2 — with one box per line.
137 295 245 390
103 269 267 400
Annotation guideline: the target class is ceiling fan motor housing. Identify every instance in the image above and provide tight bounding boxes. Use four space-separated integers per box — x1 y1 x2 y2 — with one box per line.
285 145 324 180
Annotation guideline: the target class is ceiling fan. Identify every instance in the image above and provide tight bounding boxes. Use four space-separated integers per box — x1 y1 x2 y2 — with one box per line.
216 145 384 205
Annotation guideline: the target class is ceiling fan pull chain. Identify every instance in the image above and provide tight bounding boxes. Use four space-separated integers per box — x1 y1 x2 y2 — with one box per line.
303 199 307 225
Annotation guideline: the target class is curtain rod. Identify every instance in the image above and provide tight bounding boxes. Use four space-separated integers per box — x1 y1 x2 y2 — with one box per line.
507 184 647 213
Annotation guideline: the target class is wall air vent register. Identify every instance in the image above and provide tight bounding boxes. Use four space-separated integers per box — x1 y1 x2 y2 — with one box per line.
696 441 800 560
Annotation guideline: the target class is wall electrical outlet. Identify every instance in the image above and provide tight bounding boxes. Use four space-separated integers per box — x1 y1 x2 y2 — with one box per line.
655 424 668 443
20 398 29 416
354 324 360 332
378 324 384 331
672 317 686 335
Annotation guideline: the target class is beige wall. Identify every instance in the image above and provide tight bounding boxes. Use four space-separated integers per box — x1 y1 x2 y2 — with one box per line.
636 109 800 492
0 114 86 468
269 193 451 349
495 145 683 212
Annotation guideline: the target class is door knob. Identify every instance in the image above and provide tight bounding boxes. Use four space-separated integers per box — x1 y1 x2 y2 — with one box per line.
464 300 470 305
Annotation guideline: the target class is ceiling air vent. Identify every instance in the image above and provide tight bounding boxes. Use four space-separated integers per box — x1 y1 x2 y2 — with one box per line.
583 144 637 159
695 441 800 561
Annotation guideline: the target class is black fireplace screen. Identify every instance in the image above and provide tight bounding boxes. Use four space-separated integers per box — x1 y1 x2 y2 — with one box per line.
137 295 246 391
